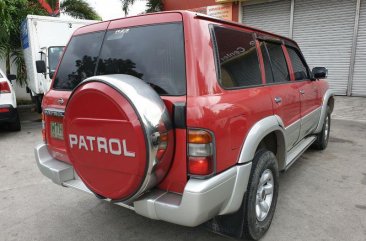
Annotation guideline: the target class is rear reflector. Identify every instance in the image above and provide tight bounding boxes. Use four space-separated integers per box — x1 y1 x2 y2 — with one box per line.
187 129 215 176
0 81 11 93
0 108 10 113
188 157 213 176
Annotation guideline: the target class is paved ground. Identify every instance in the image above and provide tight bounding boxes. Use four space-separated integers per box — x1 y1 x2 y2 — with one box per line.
0 99 365 241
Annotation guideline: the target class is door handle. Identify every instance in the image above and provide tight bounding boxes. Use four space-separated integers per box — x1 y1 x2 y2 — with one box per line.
299 90 305 95
274 97 282 103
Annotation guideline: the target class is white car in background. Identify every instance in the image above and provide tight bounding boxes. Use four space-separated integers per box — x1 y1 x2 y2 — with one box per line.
0 68 20 131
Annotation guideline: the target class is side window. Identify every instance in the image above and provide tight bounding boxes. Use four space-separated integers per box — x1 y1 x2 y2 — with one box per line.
259 42 274 83
213 26 262 88
286 47 309 80
265 42 290 83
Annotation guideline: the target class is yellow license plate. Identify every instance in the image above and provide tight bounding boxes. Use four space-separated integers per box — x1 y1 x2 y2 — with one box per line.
50 122 63 140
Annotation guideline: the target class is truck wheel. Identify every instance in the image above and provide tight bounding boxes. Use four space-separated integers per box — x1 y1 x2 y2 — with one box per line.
206 150 279 240
34 95 43 114
312 106 331 150
242 149 279 240
8 111 21 132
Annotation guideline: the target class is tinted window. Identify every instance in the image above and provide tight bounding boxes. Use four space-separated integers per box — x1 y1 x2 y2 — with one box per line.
265 42 289 83
53 32 104 90
287 47 309 80
213 26 261 88
96 23 186 95
259 42 274 83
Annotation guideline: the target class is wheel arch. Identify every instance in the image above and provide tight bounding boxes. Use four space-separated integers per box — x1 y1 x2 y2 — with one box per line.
238 116 286 170
314 89 335 133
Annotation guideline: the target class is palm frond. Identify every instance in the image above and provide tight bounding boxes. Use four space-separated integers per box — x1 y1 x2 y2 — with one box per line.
60 0 101 20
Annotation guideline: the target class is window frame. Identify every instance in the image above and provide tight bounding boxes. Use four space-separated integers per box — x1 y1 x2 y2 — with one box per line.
210 24 264 91
52 30 106 91
260 40 292 85
285 45 311 82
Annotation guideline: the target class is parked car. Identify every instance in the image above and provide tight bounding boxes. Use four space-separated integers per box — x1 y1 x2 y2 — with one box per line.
0 68 20 131
35 11 334 240
21 15 99 113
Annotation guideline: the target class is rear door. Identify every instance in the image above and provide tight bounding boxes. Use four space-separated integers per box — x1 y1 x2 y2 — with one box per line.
285 46 321 139
260 41 301 151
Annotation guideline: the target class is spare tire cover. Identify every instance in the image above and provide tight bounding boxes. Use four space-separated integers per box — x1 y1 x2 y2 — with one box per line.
64 74 173 201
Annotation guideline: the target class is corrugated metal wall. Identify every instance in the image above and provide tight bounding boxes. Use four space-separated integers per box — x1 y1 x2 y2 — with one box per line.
292 0 357 95
241 0 365 96
352 0 366 96
242 0 291 37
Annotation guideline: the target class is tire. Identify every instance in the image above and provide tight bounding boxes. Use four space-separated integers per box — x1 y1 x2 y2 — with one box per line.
206 149 279 240
312 106 331 150
8 111 21 132
34 95 43 114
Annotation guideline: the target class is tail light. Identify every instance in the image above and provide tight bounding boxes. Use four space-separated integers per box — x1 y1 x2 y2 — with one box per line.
0 81 11 93
41 112 46 143
187 129 215 177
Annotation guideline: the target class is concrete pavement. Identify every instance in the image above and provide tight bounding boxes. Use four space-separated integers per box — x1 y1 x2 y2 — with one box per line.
0 98 365 241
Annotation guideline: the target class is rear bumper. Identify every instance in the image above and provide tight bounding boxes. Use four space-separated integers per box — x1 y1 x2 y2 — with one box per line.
35 143 252 227
0 105 17 123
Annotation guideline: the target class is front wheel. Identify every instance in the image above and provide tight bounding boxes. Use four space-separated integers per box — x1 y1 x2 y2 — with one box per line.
312 106 331 150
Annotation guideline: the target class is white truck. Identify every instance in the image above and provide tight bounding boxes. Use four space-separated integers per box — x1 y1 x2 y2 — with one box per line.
21 15 98 112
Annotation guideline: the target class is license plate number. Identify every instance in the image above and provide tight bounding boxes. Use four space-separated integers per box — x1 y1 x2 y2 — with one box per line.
51 122 63 140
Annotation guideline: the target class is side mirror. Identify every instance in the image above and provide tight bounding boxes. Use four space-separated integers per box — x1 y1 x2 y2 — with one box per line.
312 67 328 79
36 60 46 73
49 72 54 80
7 74 16 83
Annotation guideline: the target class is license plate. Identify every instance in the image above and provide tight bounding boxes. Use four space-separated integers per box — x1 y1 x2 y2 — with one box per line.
50 122 64 140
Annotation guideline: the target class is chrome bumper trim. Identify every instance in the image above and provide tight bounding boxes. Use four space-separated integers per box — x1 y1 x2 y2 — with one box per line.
35 143 252 227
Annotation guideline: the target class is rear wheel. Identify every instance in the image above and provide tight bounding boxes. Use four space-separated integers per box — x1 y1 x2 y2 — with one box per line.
206 150 279 240
312 106 331 150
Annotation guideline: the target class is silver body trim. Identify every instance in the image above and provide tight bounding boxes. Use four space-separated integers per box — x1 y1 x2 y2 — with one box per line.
314 89 335 133
238 115 286 164
285 136 316 169
35 143 252 227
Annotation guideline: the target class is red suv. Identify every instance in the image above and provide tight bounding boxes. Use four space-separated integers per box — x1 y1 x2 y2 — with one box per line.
35 11 334 240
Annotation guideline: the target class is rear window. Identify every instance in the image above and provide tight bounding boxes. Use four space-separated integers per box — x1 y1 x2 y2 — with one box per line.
53 23 186 96
53 31 104 90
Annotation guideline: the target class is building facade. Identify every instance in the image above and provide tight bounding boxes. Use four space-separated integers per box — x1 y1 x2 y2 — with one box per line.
164 0 366 96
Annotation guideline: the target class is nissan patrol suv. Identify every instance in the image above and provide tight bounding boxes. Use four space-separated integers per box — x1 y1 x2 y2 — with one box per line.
35 11 334 240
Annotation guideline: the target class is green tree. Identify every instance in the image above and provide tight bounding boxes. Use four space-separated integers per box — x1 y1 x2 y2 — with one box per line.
0 0 100 86
60 0 101 20
120 0 163 15
0 0 48 86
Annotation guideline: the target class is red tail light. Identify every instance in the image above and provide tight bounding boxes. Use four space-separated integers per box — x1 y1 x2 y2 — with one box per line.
0 81 11 93
0 108 10 113
187 129 215 177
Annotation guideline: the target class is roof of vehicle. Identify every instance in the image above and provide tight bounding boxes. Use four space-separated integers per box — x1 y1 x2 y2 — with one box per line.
73 10 298 47
25 15 99 24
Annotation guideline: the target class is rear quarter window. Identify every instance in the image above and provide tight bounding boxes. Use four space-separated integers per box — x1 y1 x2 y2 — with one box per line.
212 26 262 89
